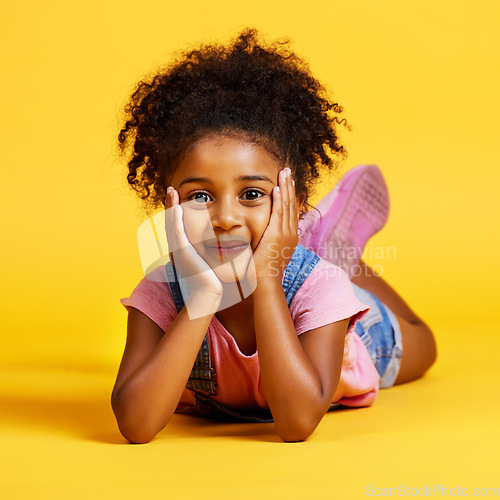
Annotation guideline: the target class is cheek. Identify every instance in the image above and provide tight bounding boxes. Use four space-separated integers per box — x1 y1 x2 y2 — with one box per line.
250 206 272 241
182 207 213 243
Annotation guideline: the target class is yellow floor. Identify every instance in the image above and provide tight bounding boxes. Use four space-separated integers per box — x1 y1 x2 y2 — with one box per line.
1 323 498 500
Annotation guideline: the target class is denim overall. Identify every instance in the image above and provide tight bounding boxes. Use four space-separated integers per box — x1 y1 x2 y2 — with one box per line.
165 244 320 423
351 283 403 389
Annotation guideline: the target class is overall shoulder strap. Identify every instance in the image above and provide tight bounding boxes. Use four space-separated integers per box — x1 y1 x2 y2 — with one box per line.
165 262 217 395
282 244 321 306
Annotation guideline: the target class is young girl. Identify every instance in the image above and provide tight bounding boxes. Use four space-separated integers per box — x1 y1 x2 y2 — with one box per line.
112 29 437 444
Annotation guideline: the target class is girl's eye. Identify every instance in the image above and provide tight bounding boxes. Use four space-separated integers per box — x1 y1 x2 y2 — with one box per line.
187 190 263 204
242 189 263 201
190 192 212 203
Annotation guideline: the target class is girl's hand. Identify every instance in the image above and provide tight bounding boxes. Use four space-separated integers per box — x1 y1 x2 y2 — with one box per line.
164 187 224 300
252 167 299 281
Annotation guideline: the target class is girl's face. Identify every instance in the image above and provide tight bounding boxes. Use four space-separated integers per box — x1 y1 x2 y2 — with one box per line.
168 134 284 282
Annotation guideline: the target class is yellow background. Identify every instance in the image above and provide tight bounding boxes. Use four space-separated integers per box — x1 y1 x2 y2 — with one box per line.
1 0 499 498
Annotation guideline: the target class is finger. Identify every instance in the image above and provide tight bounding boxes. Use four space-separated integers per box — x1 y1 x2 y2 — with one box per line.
173 204 192 250
271 185 282 224
169 204 195 270
280 168 290 231
164 187 176 244
171 188 180 206
285 168 295 223
165 187 186 254
278 169 288 232
164 187 171 209
280 167 297 229
289 175 299 230
284 167 297 234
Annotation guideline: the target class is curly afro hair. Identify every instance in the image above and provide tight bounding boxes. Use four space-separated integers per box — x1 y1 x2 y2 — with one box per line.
118 28 350 216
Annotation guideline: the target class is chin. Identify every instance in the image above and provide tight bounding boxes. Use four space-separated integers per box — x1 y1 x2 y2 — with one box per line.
212 247 253 279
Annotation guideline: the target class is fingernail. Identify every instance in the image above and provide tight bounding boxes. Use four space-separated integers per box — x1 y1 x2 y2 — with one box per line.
292 179 295 186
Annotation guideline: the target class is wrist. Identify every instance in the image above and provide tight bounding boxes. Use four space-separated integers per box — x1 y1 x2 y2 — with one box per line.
185 290 222 319
254 275 283 294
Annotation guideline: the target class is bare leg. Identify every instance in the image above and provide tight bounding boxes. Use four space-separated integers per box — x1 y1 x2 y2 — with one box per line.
351 261 437 385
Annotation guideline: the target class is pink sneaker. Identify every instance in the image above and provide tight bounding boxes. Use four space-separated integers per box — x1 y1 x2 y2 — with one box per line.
298 164 390 278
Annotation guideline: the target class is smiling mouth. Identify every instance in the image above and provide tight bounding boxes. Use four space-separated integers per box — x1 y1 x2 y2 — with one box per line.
204 237 249 259
207 245 247 256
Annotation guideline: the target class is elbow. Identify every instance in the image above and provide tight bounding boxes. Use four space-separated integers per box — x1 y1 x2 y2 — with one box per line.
118 424 155 444
273 395 332 443
114 413 158 445
279 431 310 443
278 425 314 443
421 321 438 373
275 414 320 443
111 393 163 445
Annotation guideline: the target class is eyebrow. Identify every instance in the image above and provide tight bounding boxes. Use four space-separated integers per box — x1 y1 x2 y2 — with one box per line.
177 175 274 189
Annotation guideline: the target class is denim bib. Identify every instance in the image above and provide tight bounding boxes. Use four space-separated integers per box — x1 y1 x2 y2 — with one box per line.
165 244 319 423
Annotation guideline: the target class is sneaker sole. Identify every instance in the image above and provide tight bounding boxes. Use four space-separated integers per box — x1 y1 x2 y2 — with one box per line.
301 165 389 274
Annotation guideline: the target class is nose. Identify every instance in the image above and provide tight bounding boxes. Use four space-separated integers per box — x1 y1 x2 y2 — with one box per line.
210 196 241 230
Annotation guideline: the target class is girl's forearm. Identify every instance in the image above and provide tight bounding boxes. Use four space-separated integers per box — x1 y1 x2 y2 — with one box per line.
253 278 334 442
112 293 219 443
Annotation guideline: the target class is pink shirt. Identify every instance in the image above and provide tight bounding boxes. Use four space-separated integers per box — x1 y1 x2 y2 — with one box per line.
119 258 380 413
